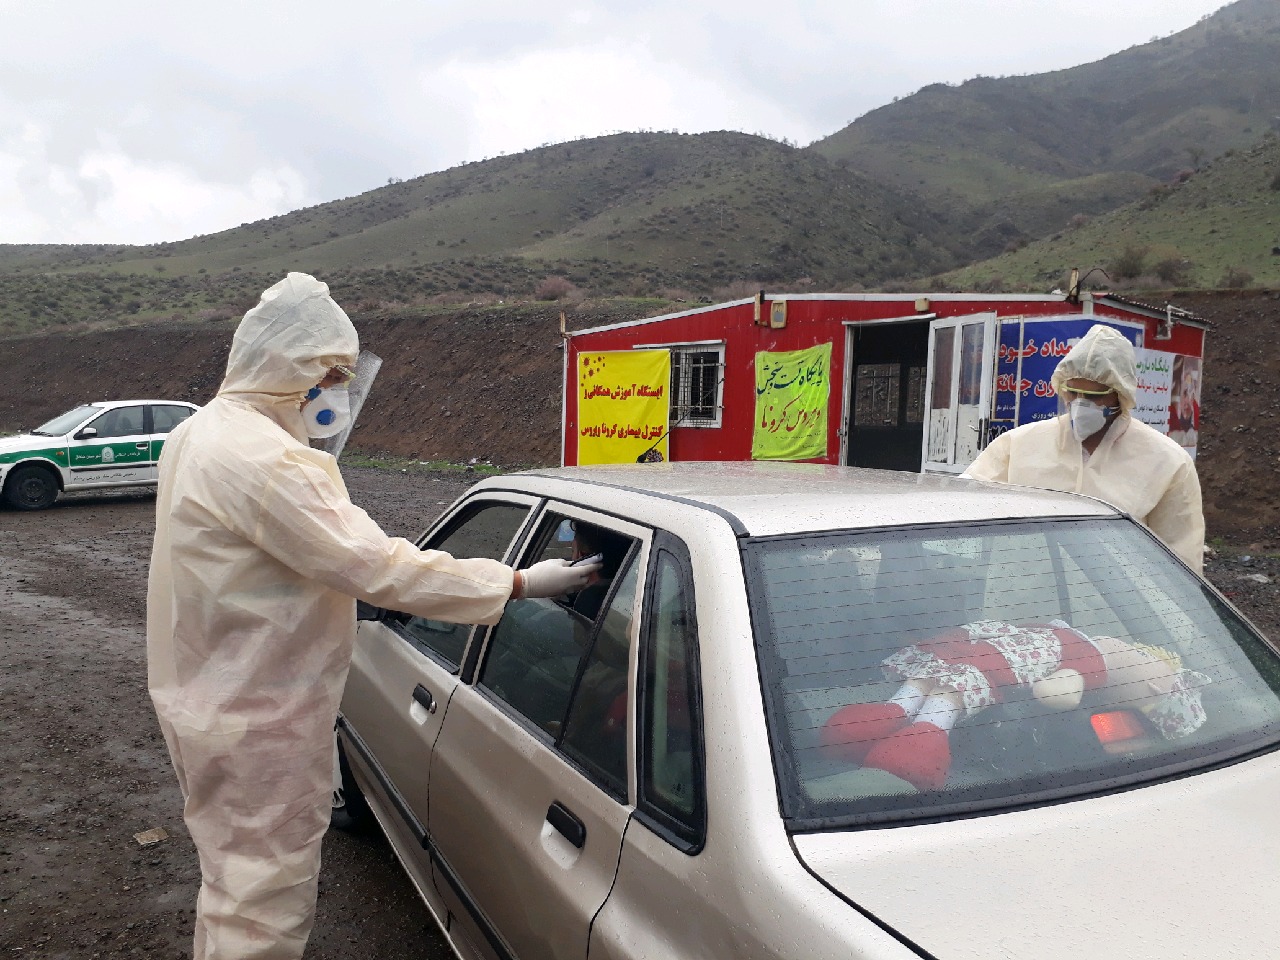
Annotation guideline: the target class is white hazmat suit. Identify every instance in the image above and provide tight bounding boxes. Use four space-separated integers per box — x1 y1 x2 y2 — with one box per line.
965 324 1205 573
147 274 517 958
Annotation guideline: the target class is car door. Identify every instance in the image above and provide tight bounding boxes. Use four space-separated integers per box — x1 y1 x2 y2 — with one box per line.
148 404 196 466
65 404 153 487
585 533 712 960
428 508 647 960
340 492 539 872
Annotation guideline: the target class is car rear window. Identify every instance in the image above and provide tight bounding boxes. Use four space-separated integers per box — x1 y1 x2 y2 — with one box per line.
746 518 1280 828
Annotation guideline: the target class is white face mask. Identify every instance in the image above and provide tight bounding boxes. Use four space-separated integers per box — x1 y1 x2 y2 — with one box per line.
1068 398 1112 442
302 385 351 439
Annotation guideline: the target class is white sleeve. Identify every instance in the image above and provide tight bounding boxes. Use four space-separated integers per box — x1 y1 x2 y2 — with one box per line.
1145 458 1205 575
962 430 1013 482
243 447 514 625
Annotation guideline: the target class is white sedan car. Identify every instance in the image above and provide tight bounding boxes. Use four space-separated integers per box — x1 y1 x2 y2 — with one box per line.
335 462 1280 960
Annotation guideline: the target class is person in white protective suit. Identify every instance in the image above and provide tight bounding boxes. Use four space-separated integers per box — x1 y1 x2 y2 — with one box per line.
964 323 1205 573
146 272 597 960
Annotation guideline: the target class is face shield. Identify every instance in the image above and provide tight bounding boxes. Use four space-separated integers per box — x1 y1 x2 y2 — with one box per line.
310 351 382 458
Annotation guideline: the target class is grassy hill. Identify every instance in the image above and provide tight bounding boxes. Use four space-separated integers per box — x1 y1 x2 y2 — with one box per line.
0 132 960 327
934 133 1280 291
3 0 1280 339
811 0 1280 255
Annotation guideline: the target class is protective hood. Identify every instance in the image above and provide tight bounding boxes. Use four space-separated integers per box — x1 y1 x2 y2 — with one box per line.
1049 324 1138 413
218 273 358 439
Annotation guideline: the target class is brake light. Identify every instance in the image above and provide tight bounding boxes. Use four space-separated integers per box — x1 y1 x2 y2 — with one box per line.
1091 710 1147 746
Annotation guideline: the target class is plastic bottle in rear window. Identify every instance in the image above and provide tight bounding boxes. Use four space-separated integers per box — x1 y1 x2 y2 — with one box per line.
745 517 1280 828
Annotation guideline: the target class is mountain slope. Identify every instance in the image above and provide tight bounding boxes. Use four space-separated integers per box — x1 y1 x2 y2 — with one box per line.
810 0 1280 253
0 132 960 292
934 133 1280 290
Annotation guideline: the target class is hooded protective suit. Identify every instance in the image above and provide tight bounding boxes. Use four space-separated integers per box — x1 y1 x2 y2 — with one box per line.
965 324 1204 573
147 273 515 959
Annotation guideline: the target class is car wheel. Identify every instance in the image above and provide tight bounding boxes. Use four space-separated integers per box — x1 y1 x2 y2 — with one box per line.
331 728 374 832
3 465 59 510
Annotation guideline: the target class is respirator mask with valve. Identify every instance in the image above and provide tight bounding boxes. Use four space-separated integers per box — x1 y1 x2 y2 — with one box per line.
301 351 383 455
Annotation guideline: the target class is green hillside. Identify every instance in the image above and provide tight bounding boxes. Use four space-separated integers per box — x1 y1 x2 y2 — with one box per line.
935 133 1280 291
0 131 972 336
811 0 1280 254
3 0 1280 339
0 131 957 286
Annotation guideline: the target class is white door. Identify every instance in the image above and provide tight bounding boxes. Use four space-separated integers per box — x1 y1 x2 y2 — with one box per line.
922 313 997 474
429 508 646 960
65 404 153 487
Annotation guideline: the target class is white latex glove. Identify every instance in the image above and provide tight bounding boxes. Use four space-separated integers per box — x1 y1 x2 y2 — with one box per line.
519 558 602 599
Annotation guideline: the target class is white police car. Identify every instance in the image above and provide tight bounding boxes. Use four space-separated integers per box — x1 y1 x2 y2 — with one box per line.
0 400 199 510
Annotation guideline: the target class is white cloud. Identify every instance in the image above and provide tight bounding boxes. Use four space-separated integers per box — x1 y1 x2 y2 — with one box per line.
0 122 313 244
418 41 801 164
0 0 1236 244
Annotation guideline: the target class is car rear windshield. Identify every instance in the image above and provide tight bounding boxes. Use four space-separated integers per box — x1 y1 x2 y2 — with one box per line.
746 517 1280 829
33 405 98 436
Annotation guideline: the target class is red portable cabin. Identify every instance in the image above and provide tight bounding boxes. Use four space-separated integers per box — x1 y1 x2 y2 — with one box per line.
561 292 1208 472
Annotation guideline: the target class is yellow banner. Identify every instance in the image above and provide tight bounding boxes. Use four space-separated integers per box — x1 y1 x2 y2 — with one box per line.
577 350 671 465
752 343 832 461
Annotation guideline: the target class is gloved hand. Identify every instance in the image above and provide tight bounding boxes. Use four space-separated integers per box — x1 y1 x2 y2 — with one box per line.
519 558 602 599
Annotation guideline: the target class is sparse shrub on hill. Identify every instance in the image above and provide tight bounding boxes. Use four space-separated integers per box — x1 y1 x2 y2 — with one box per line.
714 280 767 301
1269 170 1280 191
1154 257 1194 286
1219 266 1255 288
534 275 578 301
1110 244 1150 280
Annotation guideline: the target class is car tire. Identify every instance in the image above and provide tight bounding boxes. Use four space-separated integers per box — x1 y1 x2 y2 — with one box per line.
331 728 374 833
3 465 59 510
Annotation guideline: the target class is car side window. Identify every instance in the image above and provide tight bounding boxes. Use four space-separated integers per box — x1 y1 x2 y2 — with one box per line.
560 559 639 798
391 502 530 670
479 515 637 757
88 406 145 439
638 540 705 850
151 404 194 434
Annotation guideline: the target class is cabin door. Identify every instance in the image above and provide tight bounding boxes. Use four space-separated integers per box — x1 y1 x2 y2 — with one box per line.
843 320 930 472
921 313 997 474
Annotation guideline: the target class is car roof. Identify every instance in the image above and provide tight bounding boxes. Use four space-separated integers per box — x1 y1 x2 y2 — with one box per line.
483 462 1119 537
87 400 200 408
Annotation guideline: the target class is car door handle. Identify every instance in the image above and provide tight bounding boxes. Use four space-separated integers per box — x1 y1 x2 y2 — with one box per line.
546 801 585 848
412 683 437 714
136 442 149 449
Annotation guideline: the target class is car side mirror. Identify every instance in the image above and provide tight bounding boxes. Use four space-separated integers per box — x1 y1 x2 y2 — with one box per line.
74 427 98 440
356 600 384 621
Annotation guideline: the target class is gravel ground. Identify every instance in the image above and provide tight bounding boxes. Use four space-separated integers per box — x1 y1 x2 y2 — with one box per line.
0 468 472 960
1 464 1276 958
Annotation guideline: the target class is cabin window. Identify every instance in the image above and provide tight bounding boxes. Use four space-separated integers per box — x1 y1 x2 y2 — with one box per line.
668 344 725 428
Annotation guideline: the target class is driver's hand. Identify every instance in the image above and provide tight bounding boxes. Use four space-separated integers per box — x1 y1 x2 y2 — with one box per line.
520 558 601 598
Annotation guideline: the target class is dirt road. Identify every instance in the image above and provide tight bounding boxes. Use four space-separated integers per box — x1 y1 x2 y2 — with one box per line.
0 468 472 960
2 466 1277 958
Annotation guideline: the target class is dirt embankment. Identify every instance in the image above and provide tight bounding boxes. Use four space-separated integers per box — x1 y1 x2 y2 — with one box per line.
2 293 1278 546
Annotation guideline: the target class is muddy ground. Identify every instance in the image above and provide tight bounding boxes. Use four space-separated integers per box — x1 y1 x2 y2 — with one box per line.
0 468 472 960
2 465 1279 958
2 290 1279 957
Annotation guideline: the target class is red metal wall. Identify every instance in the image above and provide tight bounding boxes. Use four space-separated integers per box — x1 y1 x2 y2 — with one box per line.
562 296 1205 466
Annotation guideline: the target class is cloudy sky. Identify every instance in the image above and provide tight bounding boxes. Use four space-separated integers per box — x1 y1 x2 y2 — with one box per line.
0 0 1231 246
